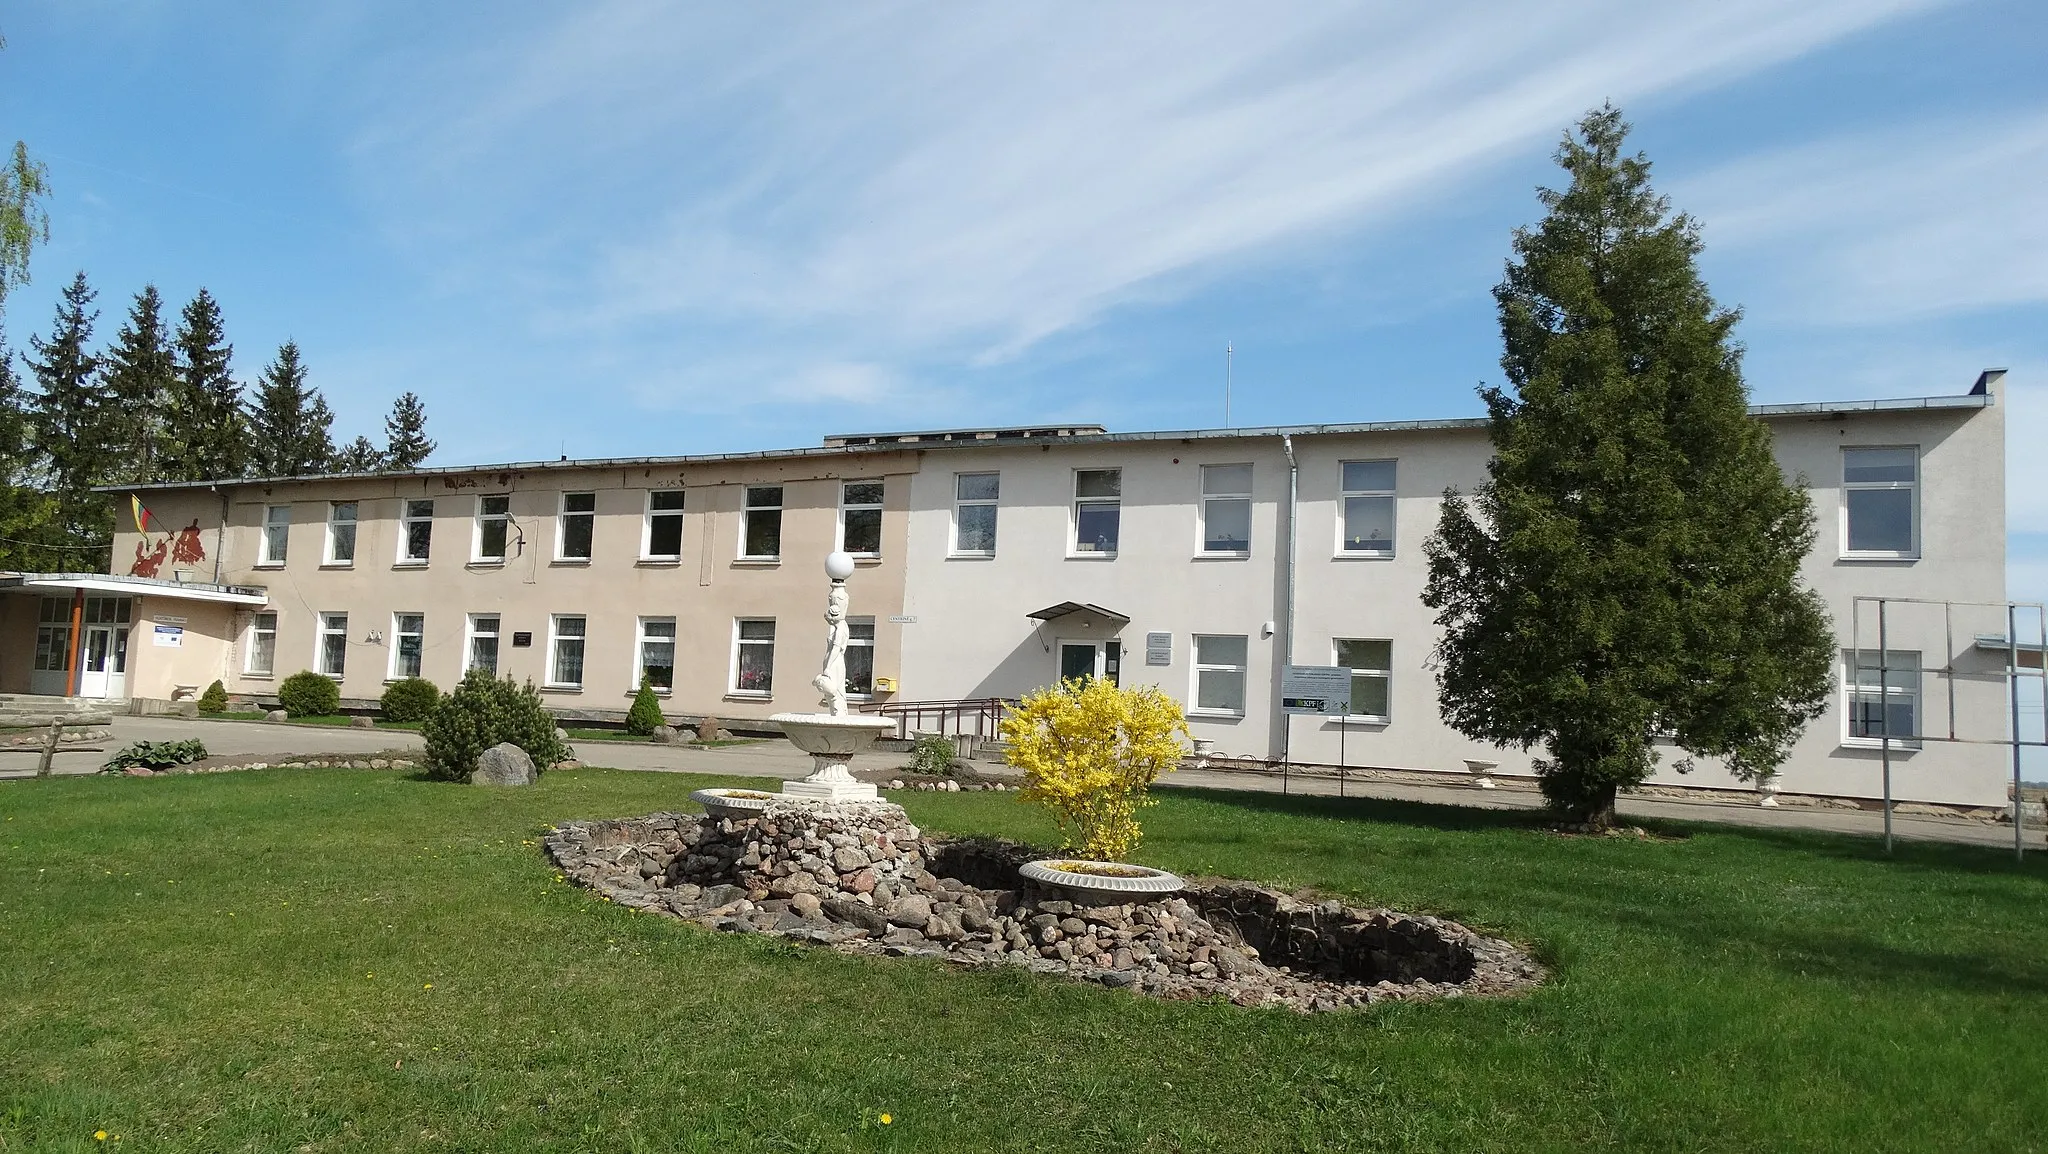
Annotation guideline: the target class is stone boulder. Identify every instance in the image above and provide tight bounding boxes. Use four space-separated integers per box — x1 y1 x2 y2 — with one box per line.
651 725 680 744
349 715 375 729
696 716 731 742
472 741 537 786
264 710 287 723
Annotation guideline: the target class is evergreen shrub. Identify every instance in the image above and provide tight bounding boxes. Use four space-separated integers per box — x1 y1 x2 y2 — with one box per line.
277 671 340 718
379 677 440 724
197 680 229 715
420 668 570 783
625 678 665 736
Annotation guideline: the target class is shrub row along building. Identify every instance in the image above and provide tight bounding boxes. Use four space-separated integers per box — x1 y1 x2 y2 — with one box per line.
0 372 2020 808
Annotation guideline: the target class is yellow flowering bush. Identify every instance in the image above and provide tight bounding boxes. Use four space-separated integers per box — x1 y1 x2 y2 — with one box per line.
1002 678 1189 860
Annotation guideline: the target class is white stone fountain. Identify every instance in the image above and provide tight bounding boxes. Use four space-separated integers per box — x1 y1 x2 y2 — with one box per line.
772 551 895 802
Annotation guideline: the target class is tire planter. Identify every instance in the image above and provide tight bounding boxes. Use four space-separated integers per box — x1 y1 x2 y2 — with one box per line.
1019 858 1185 901
689 787 781 815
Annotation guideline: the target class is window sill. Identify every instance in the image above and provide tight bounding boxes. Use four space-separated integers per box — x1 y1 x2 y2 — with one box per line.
541 684 584 694
251 562 285 571
850 554 882 566
1332 551 1395 561
240 673 274 681
732 558 781 568
318 562 355 571
467 559 508 569
551 557 593 567
946 552 996 561
393 560 429 569
1188 710 1246 721
627 688 674 697
725 691 772 701
636 557 683 567
1837 553 1920 564
1194 551 1250 561
1331 715 1390 727
1842 737 1922 752
1066 552 1117 561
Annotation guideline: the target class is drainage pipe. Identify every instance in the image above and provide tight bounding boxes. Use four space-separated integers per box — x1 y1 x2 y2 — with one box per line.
1278 434 1299 772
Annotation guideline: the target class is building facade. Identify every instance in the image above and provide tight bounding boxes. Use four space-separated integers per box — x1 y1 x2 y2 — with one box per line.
52 373 2012 806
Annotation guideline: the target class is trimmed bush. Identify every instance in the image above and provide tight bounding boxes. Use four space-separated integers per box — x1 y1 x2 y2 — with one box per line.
906 733 956 778
379 677 441 724
277 671 341 718
197 680 229 715
420 668 570 783
625 678 665 737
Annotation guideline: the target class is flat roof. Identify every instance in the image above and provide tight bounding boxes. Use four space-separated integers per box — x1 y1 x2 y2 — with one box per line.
97 391 1993 495
0 572 269 606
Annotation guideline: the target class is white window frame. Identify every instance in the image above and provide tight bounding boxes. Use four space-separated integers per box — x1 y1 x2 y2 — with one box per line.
1841 446 1919 560
398 499 433 565
1335 638 1393 723
260 505 290 567
474 495 513 562
317 612 348 678
952 472 1000 557
837 479 885 557
635 616 677 693
1844 649 1922 748
324 502 358 566
245 611 278 676
740 486 783 561
1190 633 1249 717
846 617 876 700
731 618 776 696
546 614 587 689
557 491 596 562
642 489 685 561
389 613 425 681
464 613 501 675
1199 463 1254 556
1072 468 1122 556
1339 460 1396 557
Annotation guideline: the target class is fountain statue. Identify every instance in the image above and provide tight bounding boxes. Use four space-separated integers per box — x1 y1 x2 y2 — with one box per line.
772 552 895 801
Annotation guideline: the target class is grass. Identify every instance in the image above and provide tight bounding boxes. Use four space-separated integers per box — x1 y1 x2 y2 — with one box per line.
0 769 2043 1152
200 713 424 731
562 728 765 747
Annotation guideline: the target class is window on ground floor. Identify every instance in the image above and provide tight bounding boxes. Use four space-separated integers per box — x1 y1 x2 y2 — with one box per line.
1192 634 1248 715
1334 638 1392 721
733 619 775 694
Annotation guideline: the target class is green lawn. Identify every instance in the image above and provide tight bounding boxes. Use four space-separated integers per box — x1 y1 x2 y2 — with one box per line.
199 713 423 731
0 769 2042 1152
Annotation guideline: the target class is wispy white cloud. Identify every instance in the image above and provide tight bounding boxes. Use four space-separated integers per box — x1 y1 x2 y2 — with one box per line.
1681 110 2048 324
343 0 1940 405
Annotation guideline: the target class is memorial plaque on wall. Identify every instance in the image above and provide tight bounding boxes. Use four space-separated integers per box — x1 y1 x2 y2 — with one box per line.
1145 632 1172 665
512 631 533 648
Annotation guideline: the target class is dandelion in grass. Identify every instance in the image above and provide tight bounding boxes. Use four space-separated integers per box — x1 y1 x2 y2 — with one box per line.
94 1131 107 1141
880 1114 892 1125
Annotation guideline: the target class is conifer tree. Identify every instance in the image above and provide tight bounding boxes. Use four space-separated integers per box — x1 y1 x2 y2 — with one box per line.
382 390 434 469
99 285 177 483
0 335 66 570
247 341 335 476
1422 105 1833 828
162 288 247 481
25 271 107 534
333 435 385 473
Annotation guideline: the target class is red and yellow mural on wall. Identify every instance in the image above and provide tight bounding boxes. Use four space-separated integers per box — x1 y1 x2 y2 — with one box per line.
127 496 205 578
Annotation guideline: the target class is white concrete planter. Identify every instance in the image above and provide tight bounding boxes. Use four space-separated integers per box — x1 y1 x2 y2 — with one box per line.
690 787 781 815
1019 858 1185 900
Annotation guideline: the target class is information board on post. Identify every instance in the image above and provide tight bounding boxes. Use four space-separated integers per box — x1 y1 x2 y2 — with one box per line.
1280 665 1351 716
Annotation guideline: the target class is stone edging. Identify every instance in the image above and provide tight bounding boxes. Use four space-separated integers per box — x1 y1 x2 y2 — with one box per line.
109 752 421 777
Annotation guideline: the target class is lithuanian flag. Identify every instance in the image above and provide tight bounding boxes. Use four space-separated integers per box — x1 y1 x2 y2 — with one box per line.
130 495 158 535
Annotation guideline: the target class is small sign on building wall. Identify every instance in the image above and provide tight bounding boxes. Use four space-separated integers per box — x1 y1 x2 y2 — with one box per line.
152 618 185 648
1145 632 1172 666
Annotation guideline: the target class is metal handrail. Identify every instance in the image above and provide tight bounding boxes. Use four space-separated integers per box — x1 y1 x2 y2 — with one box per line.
860 697 1016 742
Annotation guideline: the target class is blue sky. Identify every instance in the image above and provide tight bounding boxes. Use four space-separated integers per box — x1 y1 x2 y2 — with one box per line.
2 1 2044 617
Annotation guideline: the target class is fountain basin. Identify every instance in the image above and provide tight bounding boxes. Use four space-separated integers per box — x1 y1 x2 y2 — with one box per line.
773 711 895 802
1019 858 1185 903
689 787 781 816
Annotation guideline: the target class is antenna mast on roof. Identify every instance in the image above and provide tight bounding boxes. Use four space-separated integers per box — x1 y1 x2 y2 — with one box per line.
1225 342 1233 428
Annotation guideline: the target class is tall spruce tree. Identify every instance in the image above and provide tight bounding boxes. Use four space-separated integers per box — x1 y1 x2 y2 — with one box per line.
333 434 384 473
100 284 177 483
1422 105 1833 828
382 390 434 468
162 288 248 481
0 335 67 570
247 341 335 476
25 271 108 541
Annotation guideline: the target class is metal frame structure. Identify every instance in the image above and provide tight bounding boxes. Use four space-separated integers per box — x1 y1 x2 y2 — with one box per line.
1849 596 2046 860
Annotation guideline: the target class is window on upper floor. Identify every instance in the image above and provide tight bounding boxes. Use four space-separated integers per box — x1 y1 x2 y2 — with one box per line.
548 614 587 688
953 472 999 556
261 505 290 566
1073 469 1121 554
840 480 884 556
558 492 595 561
1335 638 1392 722
1192 634 1248 715
1845 649 1920 743
325 502 357 565
475 495 511 561
399 499 433 564
743 486 783 559
1201 464 1253 554
643 490 685 560
637 616 676 692
1340 461 1395 556
391 613 425 680
1843 447 1917 558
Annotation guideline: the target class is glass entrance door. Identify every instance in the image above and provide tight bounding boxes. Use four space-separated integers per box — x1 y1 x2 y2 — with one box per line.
1059 642 1098 685
78 626 128 699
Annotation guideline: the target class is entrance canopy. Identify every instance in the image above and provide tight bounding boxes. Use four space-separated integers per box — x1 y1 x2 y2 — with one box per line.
1025 601 1129 627
0 572 268 607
